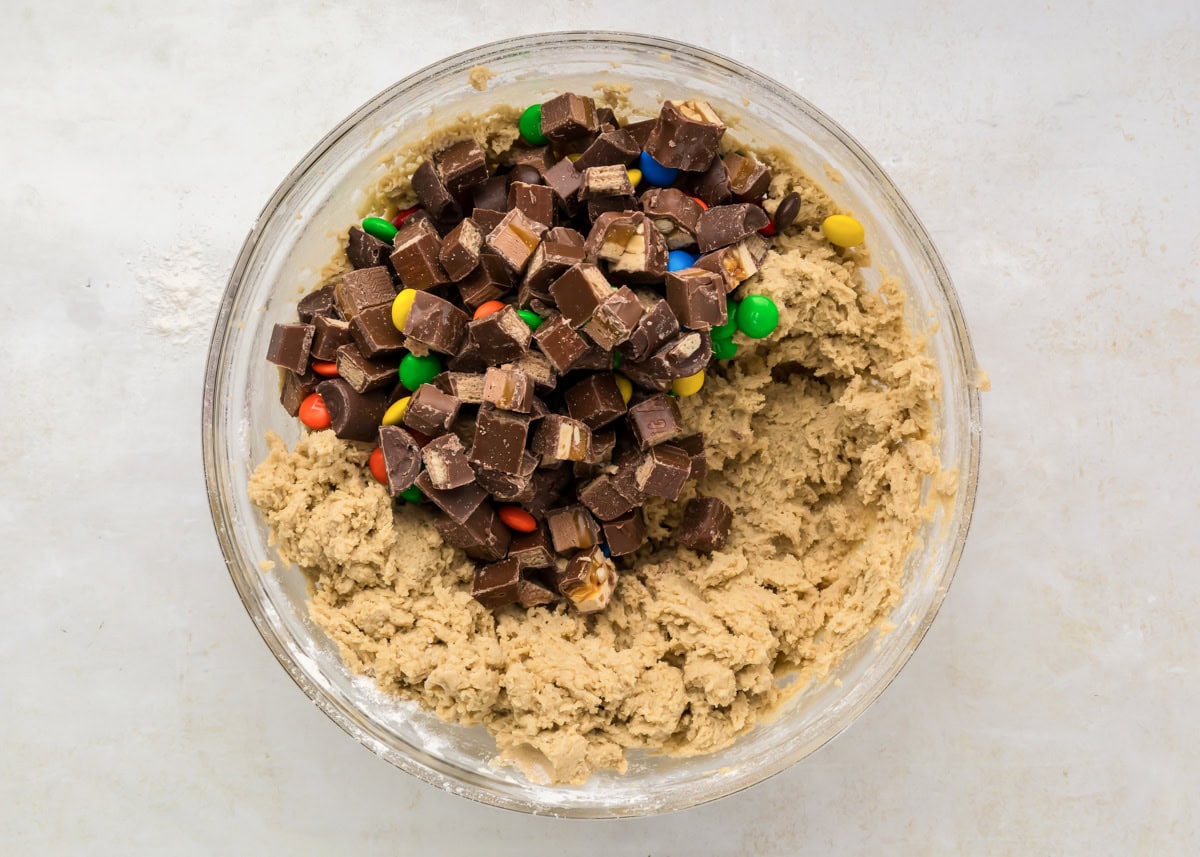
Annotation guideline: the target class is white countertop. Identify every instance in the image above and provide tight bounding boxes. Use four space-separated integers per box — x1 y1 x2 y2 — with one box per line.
4 1 1198 853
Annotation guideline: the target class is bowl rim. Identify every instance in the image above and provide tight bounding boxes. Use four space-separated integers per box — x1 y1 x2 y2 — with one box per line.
202 30 982 817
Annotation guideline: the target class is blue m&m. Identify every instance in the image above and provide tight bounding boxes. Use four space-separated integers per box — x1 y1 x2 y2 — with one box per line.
667 250 699 272
638 150 679 187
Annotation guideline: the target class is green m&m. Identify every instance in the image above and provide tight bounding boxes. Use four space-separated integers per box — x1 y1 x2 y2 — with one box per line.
713 299 739 340
712 337 738 360
735 295 779 339
362 216 398 243
518 104 548 145
516 309 544 330
398 484 423 504
398 352 443 390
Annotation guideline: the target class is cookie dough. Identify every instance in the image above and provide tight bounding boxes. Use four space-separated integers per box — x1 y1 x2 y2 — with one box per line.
248 108 941 785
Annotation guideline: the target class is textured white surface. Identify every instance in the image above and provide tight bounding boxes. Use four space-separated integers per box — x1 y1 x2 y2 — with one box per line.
2 1 1198 853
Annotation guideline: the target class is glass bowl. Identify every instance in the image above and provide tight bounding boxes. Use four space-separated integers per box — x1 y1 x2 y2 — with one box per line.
202 32 981 818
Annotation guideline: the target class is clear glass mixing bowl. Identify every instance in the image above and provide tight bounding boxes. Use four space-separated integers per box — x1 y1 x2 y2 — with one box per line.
202 32 981 817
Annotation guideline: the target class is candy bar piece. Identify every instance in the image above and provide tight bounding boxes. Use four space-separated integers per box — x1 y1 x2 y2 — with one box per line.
574 128 641 171
684 158 733 207
457 252 513 309
266 323 315 374
595 106 620 131
522 236 586 298
546 505 601 554
622 297 680 363
655 330 713 380
610 450 649 504
390 230 450 291
623 118 656 147
676 497 733 553
696 203 770 254
525 467 572 519
411 160 462 224
377 425 423 495
572 346 616 372
540 92 598 143
403 290 469 355
446 337 488 373
310 315 353 362
395 209 437 244
627 393 684 448
485 208 548 274
644 99 726 172
583 285 645 350
421 433 476 490
347 226 393 270
280 369 317 417
517 579 558 608
315 378 389 442
564 373 627 429
511 143 555 174
548 263 611 328
507 181 556 228
435 503 510 561
438 218 484 282
578 474 638 521
546 226 585 247
553 546 617 613
584 212 667 283
435 139 489 196
297 283 337 323
533 314 590 372
334 343 394 393
482 364 534 413
468 305 531 364
335 267 396 320
511 350 557 391
435 371 486 404
531 415 593 462
695 237 765 293
642 188 704 250
579 164 634 199
673 433 708 481
417 470 489 525
475 462 533 502
585 429 616 466
472 176 509 213
603 510 647 557
617 358 672 393
402 383 461 437
723 152 772 201
471 208 508 236
665 268 727 331
349 303 406 358
587 195 637 223
542 157 584 213
470 404 531 474
633 443 691 500
471 558 522 608
508 526 556 569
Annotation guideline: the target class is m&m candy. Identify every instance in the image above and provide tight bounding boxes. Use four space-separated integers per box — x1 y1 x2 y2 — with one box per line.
736 295 779 339
821 214 865 248
298 393 331 430
667 250 699 272
399 352 443 390
362 216 398 243
518 104 548 145
638 150 678 187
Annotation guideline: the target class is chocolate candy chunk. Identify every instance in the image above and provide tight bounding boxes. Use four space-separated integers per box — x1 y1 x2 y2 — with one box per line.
266 323 315 374
773 192 802 232
417 470 488 524
335 267 396 320
676 497 732 553
476 462 533 502
436 503 510 561
390 230 450 291
610 450 649 505
470 404 531 474
578 474 638 521
622 118 655 148
696 203 770 253
665 268 727 331
472 176 510 213
508 526 556 569
627 393 684 448
447 336 488 373
655 330 713 380
471 208 508 236
377 425 422 495
508 163 544 187
585 429 616 465
280 369 317 417
511 350 557 391
644 99 726 172
525 466 572 519
633 443 691 500
723 153 772 201
297 283 337 323
595 106 620 132
395 209 437 244
642 188 704 250
695 235 767 293
482 364 534 413
402 383 461 437
579 164 635 199
572 345 617 371
511 144 555 175
411 160 462 224
603 510 646 557
335 343 395 393
349 303 406 358
542 157 584 213
553 546 617 613
565 373 627 429
583 285 645 350
532 415 593 462
315 378 389 442
684 158 733 207
310 315 352 362
548 263 611 328
421 433 476 490
584 212 667 284
435 371 486 404
546 226 585 246
617 358 672 392
522 236 586 299
457 252 513 309
674 433 708 481
517 578 558 608
435 139 489 196
622 297 680 363
533 314 590 372
438 218 484 282
471 558 522 608
540 92 598 143
507 181 556 228
347 226 393 270
485 208 548 274
546 505 601 554
574 128 641 171
403 290 468 355
468 304 532 364
587 195 637 223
